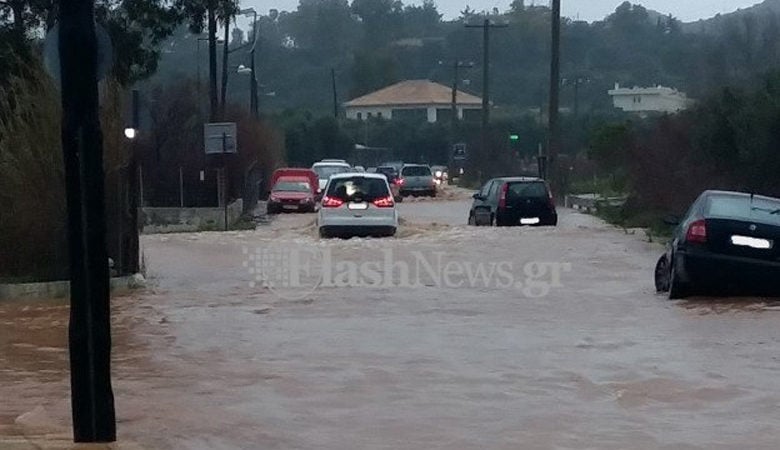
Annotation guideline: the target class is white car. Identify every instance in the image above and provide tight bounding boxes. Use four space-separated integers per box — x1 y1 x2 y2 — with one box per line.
312 160 352 194
318 173 399 238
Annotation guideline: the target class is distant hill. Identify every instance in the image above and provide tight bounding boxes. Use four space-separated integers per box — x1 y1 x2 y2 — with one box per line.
682 0 780 34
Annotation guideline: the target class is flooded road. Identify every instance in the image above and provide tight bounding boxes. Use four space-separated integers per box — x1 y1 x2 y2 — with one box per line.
3 192 780 449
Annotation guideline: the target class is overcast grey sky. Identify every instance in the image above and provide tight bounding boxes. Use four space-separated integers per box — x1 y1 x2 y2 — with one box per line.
244 0 763 22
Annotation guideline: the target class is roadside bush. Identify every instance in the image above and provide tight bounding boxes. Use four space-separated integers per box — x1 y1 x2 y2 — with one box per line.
583 71 780 225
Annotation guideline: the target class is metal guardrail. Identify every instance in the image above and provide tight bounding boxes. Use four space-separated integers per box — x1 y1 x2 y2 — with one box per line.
565 194 627 213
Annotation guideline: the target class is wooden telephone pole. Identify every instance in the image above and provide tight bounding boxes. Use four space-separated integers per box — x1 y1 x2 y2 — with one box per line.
58 0 117 442
547 0 562 184
466 18 507 168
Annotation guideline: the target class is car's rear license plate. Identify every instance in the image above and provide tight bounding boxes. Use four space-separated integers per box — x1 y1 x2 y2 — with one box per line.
731 235 773 249
348 202 368 210
282 205 298 210
520 217 540 225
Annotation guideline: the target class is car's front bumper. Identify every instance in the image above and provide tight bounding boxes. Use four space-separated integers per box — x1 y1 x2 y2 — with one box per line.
268 201 315 212
400 186 435 194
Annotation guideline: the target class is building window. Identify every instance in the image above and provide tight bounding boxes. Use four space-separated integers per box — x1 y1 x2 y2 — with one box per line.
367 112 373 118
357 112 362 120
377 111 383 118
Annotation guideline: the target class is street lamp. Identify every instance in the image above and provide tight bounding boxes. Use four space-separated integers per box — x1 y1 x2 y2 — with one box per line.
123 128 136 139
438 60 474 126
240 7 259 118
196 36 224 93
561 77 591 117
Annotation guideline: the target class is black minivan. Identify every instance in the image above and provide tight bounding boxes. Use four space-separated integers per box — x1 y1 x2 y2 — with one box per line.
468 177 557 227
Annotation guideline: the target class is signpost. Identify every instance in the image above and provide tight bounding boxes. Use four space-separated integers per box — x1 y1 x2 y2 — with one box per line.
204 123 237 230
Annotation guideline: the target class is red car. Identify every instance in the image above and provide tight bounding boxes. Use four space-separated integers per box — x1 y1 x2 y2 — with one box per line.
267 177 316 214
270 168 319 197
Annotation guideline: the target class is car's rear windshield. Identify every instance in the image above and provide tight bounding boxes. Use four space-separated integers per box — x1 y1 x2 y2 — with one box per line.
402 166 431 176
376 167 397 176
326 177 390 201
706 195 780 224
313 165 350 179
273 181 311 192
507 182 548 198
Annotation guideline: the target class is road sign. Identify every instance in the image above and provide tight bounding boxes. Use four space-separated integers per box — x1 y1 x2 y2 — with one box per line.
204 122 237 155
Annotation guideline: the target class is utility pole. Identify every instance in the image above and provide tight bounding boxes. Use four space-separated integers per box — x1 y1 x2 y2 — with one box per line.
208 0 218 121
547 0 561 184
331 68 339 119
240 8 259 119
466 18 507 166
220 13 230 119
58 0 116 442
443 60 474 129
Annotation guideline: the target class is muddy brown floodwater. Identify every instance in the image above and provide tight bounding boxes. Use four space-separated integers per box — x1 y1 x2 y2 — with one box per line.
3 195 780 449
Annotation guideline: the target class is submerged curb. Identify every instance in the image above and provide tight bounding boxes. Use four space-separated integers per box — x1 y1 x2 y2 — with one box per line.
0 274 146 301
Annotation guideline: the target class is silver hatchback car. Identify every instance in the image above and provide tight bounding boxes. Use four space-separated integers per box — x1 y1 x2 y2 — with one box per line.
318 173 399 238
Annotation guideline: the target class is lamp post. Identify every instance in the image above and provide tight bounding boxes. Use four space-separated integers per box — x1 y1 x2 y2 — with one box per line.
562 77 591 118
240 8 259 118
438 60 474 129
197 36 223 108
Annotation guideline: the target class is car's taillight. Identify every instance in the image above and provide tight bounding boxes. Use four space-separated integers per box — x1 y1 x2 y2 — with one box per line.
396 178 405 186
498 183 508 208
321 196 344 208
372 195 395 208
269 194 279 202
686 219 707 244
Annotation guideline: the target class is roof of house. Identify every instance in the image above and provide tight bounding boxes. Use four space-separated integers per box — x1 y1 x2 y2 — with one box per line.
345 80 483 108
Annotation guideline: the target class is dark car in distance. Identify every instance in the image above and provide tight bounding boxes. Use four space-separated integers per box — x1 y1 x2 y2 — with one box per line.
655 190 780 299
468 177 557 227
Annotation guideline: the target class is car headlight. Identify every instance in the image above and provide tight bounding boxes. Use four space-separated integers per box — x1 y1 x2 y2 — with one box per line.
435 170 442 178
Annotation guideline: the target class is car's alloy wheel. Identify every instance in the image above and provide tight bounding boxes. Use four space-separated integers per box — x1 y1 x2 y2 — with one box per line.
654 255 670 293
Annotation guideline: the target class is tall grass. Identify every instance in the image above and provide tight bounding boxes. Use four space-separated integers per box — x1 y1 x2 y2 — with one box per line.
0 57 67 281
0 55 132 282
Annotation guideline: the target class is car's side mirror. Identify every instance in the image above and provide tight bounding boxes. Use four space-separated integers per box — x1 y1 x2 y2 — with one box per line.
663 215 680 226
472 192 483 200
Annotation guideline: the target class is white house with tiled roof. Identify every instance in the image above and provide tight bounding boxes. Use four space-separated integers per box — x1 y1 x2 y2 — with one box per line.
344 80 483 123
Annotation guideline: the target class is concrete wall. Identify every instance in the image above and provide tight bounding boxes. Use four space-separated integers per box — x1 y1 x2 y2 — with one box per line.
140 199 244 234
0 274 146 301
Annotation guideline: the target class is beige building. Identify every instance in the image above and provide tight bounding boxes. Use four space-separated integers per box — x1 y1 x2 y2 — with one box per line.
344 80 483 123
